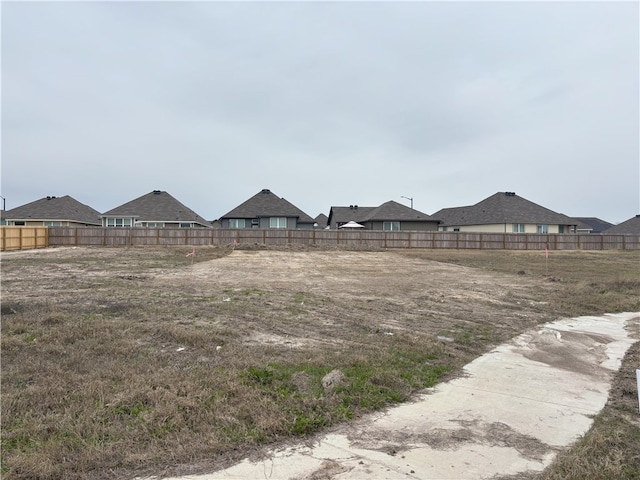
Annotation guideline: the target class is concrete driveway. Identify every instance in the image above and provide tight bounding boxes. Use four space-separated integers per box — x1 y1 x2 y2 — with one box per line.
152 312 639 480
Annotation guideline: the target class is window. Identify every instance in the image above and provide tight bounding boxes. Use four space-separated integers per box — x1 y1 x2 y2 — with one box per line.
14 221 25 226
269 217 287 228
442 227 448 232
536 224 549 234
106 218 132 227
179 223 192 228
559 225 565 234
146 222 164 228
44 221 62 227
453 228 460 232
229 219 245 229
512 223 525 233
383 221 400 231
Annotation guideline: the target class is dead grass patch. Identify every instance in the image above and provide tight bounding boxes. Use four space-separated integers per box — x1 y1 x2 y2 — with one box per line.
1 246 638 479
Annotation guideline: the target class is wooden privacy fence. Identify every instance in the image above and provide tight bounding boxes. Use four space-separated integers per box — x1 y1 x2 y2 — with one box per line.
45 227 640 251
1 227 49 251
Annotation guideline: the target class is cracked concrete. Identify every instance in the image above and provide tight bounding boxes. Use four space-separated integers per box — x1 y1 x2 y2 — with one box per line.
150 312 639 480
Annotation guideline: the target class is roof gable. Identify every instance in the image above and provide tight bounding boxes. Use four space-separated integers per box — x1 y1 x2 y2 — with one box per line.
103 190 210 226
314 213 328 228
220 189 315 223
4 195 102 225
433 192 577 226
363 201 438 222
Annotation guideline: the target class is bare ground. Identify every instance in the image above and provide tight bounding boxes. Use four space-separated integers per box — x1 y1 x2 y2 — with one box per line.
1 246 639 479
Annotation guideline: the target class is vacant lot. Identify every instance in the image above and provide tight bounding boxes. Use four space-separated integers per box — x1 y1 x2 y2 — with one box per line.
1 246 639 479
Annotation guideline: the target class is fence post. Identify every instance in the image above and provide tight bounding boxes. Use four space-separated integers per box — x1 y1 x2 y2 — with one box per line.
636 369 640 413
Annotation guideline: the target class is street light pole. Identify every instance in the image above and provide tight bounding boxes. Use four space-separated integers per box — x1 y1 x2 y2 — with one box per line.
401 196 413 209
0 196 5 211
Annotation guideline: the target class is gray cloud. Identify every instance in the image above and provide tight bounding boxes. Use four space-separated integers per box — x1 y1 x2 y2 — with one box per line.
2 1 638 223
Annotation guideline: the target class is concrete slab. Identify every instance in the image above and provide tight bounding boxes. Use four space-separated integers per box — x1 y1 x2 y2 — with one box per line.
147 312 639 480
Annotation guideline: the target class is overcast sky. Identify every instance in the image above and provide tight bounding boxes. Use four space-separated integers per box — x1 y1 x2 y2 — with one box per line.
2 1 638 224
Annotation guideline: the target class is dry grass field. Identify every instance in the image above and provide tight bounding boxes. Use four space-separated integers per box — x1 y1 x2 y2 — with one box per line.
1 245 639 479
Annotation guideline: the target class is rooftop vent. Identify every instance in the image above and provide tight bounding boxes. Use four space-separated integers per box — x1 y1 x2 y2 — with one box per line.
46 196 56 200
261 189 271 194
505 192 516 196
153 190 162 194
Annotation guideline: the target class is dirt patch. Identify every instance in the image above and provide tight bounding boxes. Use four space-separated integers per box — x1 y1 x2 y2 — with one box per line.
516 329 612 378
153 249 553 349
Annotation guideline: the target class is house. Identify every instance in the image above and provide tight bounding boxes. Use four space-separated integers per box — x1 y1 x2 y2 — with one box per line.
218 189 316 229
327 201 440 231
2 195 101 227
573 217 614 234
602 215 640 234
432 192 577 234
101 190 211 228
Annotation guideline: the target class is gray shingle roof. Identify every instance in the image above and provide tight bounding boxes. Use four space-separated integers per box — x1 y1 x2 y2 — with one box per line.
432 192 577 227
219 189 315 223
314 213 328 228
328 206 377 225
4 195 102 225
102 190 210 226
364 201 438 222
573 217 614 233
602 215 640 234
328 201 438 227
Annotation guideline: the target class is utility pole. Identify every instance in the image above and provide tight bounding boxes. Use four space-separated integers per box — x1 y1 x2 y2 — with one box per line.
401 196 413 209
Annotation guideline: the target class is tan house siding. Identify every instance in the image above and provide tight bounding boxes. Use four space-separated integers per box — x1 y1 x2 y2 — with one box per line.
439 223 573 234
8 220 77 227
